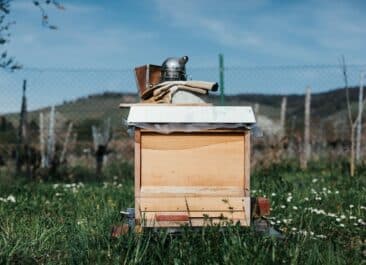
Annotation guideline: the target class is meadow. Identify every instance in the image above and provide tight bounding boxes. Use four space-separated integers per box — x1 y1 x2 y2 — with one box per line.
0 162 365 264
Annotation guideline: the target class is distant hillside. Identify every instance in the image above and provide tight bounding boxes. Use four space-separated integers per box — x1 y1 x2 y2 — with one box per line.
3 87 361 142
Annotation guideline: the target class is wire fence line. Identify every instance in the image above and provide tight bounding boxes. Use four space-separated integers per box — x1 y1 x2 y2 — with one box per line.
0 64 365 177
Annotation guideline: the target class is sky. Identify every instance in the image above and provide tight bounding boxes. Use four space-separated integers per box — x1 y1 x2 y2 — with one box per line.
1 0 366 112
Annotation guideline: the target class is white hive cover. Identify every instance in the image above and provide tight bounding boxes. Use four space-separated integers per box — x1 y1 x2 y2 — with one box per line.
127 106 256 124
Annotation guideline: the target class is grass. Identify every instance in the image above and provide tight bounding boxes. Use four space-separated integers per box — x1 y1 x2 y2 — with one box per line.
0 162 365 264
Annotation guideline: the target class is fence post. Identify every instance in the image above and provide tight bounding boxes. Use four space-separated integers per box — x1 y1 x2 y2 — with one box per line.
356 72 364 163
301 86 311 169
280 96 287 136
219 54 225 105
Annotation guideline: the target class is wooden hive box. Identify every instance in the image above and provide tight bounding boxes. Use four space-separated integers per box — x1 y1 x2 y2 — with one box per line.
127 105 256 228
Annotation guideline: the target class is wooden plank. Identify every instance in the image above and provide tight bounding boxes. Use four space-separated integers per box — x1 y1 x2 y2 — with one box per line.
119 103 212 108
140 133 245 187
134 128 141 223
143 211 247 219
138 197 250 212
142 217 249 227
244 131 250 196
140 186 245 197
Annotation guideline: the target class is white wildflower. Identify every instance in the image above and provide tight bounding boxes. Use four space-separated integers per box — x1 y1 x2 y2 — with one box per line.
336 218 341 222
291 227 297 231
280 205 286 209
350 216 356 220
286 196 292 202
315 196 322 201
349 204 354 209
340 215 346 219
360 206 366 210
335 190 339 194
339 223 345 227
292 206 298 210
6 195 16 203
53 184 59 189
55 192 62 197
304 197 309 201
271 193 276 197
312 178 318 183
316 234 327 239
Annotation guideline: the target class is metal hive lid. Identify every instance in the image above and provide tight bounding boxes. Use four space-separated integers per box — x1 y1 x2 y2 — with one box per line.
127 106 256 124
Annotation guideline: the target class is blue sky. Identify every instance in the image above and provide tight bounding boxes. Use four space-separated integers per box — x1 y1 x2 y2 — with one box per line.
1 0 366 112
6 0 366 67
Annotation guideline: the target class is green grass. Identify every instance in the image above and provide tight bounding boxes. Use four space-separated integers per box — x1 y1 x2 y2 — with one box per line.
0 163 365 264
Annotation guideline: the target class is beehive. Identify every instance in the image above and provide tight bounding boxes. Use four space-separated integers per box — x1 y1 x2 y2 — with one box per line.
127 105 256 228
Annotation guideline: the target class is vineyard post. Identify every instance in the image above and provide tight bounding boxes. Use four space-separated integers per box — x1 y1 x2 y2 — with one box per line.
280 96 287 136
356 72 365 163
301 87 311 169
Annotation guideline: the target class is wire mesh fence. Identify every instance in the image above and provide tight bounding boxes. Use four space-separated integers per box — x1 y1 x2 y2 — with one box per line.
0 64 365 178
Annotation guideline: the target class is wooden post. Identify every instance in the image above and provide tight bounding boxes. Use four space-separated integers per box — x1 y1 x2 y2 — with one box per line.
280 96 287 136
39 112 46 168
254 103 260 116
60 122 73 163
46 106 56 168
356 72 364 163
16 80 28 175
92 118 111 177
301 87 311 169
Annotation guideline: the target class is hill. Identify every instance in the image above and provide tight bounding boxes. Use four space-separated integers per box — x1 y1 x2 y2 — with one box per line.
2 87 361 143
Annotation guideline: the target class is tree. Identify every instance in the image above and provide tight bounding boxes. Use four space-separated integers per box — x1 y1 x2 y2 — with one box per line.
0 0 64 70
340 57 366 176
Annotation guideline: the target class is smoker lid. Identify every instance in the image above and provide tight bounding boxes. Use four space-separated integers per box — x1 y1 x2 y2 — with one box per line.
127 106 256 124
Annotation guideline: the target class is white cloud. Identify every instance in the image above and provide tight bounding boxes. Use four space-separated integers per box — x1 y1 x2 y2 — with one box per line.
153 0 366 64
